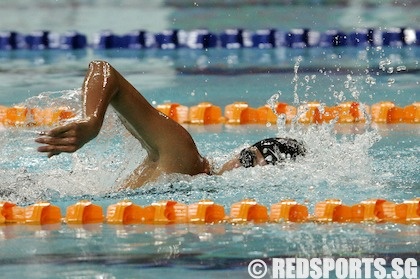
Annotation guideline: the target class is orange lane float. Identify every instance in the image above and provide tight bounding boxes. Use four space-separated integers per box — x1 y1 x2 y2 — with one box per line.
314 199 344 222
2 106 28 126
256 106 277 124
273 102 297 123
65 200 104 224
403 198 420 223
379 200 410 223
30 107 76 126
156 103 189 124
189 102 224 124
225 102 299 125
313 199 391 223
188 200 226 224
229 199 268 223
0 106 75 127
338 101 367 123
24 202 62 225
297 102 320 124
313 199 366 223
106 200 145 224
404 102 419 123
356 199 388 222
143 200 189 224
313 105 340 124
313 102 368 124
269 200 308 222
0 198 419 226
387 102 419 123
371 101 396 123
313 198 420 223
300 102 368 124
352 199 417 223
0 201 25 224
238 106 259 124
224 102 255 124
256 103 297 124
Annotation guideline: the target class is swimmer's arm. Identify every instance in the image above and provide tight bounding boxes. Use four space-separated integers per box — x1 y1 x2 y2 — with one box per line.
36 61 118 157
217 156 241 174
36 60 200 161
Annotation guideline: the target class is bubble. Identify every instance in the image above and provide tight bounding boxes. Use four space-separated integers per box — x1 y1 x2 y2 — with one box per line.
379 58 391 71
267 92 280 112
333 90 346 102
365 76 376 85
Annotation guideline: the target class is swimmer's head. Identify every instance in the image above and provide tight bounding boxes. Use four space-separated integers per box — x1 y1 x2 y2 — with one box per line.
238 148 257 168
238 137 306 168
218 137 306 174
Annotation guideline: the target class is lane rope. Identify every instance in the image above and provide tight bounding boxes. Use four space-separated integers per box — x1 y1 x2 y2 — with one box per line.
1 28 420 50
1 101 418 127
1 198 419 226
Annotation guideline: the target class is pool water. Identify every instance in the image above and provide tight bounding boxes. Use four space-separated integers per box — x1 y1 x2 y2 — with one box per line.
1 1 419 278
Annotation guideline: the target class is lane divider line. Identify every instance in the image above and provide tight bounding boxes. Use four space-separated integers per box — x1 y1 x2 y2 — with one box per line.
1 198 419 226
1 101 418 127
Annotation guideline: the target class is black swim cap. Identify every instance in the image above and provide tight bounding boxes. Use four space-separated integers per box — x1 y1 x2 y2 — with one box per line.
239 148 257 168
252 137 306 165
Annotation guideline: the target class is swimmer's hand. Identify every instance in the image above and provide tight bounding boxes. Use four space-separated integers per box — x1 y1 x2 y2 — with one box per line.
35 119 100 158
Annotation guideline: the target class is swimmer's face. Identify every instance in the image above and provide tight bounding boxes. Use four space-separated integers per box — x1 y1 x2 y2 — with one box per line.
216 137 306 175
238 146 267 168
217 146 267 174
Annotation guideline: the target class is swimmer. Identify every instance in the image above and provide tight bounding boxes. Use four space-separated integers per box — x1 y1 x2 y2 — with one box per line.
35 61 306 189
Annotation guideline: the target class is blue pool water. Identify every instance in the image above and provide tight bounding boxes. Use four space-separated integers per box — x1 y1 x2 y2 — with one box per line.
1 1 419 278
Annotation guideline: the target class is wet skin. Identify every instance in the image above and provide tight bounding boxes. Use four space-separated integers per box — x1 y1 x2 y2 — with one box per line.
35 61 249 189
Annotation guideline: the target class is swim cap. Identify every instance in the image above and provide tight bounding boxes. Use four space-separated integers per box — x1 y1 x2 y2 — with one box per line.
239 148 257 168
252 137 306 165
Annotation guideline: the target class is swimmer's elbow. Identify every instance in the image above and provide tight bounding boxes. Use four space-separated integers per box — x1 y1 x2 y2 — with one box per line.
89 60 113 71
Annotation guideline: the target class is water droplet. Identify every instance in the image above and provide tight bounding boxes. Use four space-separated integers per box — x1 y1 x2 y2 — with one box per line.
365 76 376 85
379 59 391 71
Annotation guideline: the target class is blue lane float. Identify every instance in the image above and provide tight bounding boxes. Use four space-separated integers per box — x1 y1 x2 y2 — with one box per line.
0 28 419 50
0 30 87 50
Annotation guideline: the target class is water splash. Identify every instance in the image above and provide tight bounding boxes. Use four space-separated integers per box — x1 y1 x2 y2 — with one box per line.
0 82 393 208
0 89 144 204
292 56 303 105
